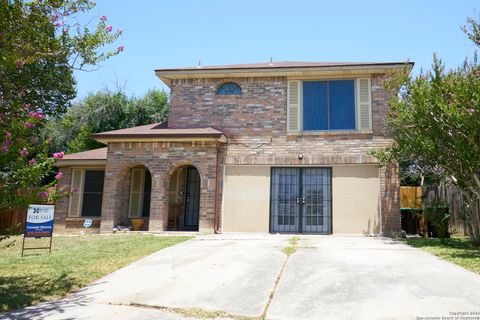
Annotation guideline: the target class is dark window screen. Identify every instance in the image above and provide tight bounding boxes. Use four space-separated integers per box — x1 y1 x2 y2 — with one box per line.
81 170 105 217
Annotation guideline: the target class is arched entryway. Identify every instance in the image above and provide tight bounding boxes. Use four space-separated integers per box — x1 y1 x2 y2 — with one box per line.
127 165 152 230
168 165 200 231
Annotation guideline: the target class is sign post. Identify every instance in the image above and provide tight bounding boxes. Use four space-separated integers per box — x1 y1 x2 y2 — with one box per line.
81 218 92 235
22 204 55 257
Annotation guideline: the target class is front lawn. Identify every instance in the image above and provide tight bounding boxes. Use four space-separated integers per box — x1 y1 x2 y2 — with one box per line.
0 234 192 312
402 237 480 274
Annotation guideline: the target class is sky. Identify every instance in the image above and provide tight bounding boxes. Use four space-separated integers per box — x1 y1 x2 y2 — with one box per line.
74 0 479 98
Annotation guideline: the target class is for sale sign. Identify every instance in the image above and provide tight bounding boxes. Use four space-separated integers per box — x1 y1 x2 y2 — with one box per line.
25 205 55 238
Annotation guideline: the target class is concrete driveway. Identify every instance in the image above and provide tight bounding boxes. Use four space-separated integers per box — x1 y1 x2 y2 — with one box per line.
3 234 480 320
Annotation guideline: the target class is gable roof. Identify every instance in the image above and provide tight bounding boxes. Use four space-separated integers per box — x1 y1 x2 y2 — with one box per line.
56 147 107 167
93 122 227 143
155 60 414 86
62 147 108 160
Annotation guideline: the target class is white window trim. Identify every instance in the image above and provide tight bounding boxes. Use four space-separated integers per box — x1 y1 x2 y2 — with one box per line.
67 167 105 218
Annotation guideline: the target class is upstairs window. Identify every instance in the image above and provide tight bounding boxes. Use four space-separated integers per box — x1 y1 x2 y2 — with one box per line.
303 80 356 131
216 82 241 95
287 78 372 133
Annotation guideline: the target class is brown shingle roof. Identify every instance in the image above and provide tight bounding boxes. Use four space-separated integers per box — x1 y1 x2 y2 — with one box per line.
62 147 107 160
155 61 413 72
93 122 226 142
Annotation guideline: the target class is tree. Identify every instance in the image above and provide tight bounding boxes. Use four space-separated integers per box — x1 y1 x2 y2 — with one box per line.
0 0 123 211
373 15 480 244
45 88 169 154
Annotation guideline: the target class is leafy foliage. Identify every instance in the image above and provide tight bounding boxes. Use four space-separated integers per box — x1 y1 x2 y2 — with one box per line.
45 89 169 153
423 206 450 240
0 0 123 211
373 15 480 245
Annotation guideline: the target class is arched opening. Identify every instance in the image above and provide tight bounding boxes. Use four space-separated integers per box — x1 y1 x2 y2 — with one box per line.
127 165 152 231
168 165 200 231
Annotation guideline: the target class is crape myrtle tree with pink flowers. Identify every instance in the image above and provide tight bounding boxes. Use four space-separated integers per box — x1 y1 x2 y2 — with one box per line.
0 0 123 212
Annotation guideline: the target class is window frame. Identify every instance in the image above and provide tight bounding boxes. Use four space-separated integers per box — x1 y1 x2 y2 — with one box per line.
68 167 105 218
300 78 358 132
215 82 242 95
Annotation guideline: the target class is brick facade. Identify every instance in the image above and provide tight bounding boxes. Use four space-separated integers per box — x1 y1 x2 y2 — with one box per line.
54 72 401 235
99 141 220 233
169 77 287 138
168 74 400 234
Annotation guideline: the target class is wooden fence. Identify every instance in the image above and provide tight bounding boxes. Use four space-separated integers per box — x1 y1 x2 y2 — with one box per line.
423 185 469 236
0 208 26 234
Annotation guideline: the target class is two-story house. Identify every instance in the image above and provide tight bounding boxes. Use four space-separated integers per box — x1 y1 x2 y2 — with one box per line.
55 61 413 235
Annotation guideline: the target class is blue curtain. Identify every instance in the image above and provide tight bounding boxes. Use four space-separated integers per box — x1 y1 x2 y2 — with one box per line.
302 80 355 130
303 81 328 130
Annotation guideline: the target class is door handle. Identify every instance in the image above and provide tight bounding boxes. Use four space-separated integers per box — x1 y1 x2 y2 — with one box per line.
302 197 306 205
296 196 300 204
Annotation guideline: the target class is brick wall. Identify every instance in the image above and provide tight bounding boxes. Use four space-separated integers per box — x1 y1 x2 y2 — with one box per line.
54 166 71 233
169 77 287 137
169 75 393 137
99 141 220 233
168 73 400 234
380 163 401 235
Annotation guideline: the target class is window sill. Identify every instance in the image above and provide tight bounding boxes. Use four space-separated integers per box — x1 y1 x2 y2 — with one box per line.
65 217 101 221
287 130 373 137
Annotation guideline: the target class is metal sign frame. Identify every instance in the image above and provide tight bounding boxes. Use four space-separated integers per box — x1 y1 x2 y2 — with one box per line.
21 204 55 257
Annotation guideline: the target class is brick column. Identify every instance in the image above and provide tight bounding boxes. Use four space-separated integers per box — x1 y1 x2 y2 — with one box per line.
54 167 72 233
198 163 217 233
380 162 401 236
99 165 126 233
148 171 168 231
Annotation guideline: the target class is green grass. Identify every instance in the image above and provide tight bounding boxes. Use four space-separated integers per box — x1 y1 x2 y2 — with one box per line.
0 234 192 312
281 237 299 256
401 237 480 274
130 303 260 320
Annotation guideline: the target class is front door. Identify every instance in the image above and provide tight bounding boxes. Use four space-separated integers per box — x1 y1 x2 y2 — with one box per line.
183 167 200 231
270 167 332 234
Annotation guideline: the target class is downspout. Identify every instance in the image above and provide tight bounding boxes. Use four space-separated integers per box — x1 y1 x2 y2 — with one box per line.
214 142 221 233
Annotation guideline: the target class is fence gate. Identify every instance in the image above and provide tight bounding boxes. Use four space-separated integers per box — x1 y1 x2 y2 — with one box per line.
270 167 332 234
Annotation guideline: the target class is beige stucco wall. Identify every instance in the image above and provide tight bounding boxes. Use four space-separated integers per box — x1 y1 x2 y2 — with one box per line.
222 165 380 234
332 165 380 234
222 166 271 233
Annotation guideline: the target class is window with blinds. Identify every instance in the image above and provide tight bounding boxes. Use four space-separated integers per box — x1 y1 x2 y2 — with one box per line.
287 78 372 133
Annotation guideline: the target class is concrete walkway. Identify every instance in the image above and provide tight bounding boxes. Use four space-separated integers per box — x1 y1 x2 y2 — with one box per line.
2 234 480 320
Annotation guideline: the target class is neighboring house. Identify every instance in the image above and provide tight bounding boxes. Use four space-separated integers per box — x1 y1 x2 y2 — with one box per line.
55 61 413 235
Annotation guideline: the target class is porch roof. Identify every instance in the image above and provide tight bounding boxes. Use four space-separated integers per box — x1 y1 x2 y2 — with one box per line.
56 147 107 167
93 122 227 143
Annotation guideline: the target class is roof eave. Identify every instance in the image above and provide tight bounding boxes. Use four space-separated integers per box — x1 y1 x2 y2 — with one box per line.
93 134 228 144
56 159 107 167
155 62 414 87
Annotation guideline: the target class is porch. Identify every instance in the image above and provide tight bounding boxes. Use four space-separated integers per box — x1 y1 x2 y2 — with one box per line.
54 124 227 234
